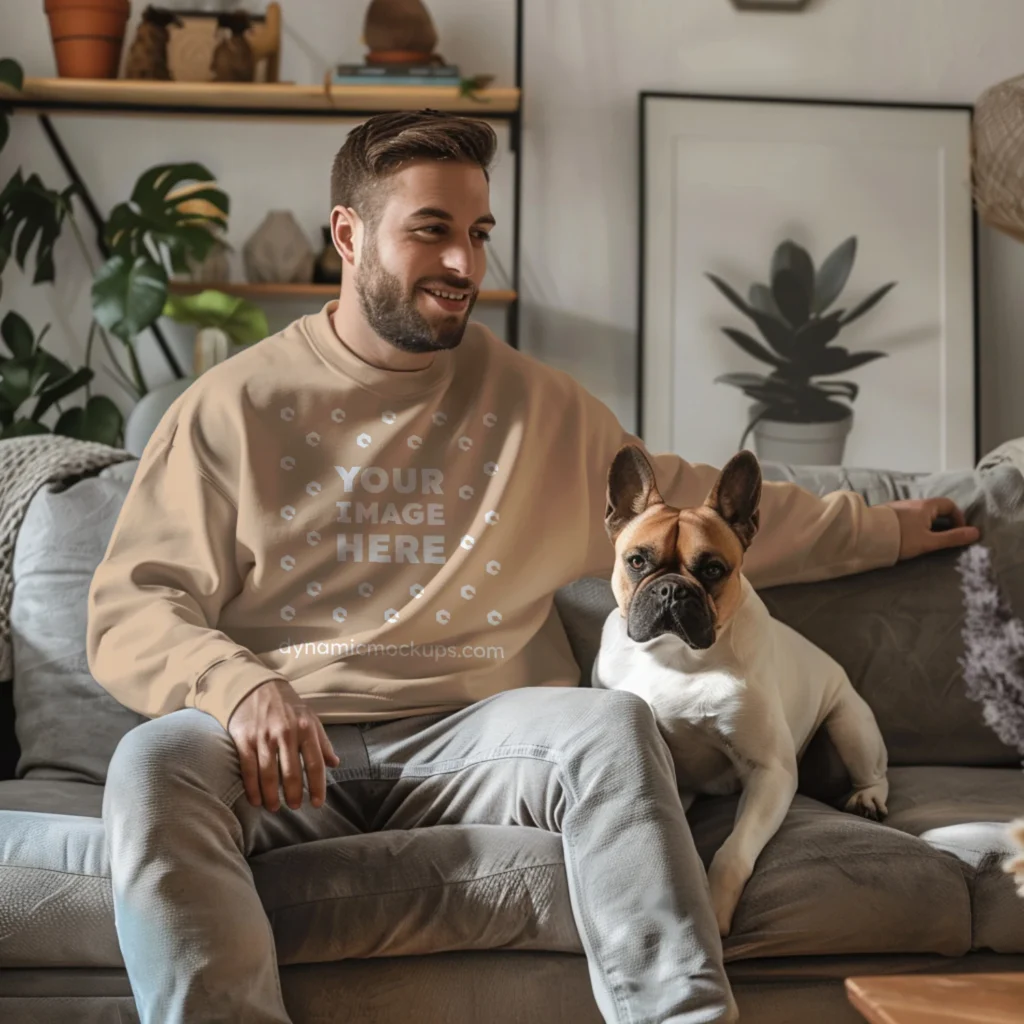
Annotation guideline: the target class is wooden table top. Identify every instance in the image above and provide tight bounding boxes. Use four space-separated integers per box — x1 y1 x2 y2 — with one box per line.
846 973 1024 1023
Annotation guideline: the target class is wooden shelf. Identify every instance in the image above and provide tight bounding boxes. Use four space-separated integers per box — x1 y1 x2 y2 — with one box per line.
168 280 517 303
1 78 519 119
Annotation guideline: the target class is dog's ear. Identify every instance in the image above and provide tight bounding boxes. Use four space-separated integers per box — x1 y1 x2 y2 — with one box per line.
605 445 664 542
705 450 762 550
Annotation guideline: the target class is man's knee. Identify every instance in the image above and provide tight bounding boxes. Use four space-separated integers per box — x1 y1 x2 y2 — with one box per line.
104 708 239 809
527 686 664 749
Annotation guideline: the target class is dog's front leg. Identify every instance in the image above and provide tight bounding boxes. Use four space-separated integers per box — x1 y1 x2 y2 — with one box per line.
707 760 797 937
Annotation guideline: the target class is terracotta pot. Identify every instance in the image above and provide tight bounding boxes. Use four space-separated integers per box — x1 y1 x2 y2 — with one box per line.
44 0 131 79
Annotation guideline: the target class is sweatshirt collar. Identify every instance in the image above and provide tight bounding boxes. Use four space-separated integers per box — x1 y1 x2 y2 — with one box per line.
302 300 455 397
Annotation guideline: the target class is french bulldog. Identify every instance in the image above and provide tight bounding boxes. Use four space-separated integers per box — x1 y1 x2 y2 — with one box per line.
591 444 889 937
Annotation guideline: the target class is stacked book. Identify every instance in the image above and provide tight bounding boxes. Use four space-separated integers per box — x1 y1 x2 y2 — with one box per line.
332 63 461 87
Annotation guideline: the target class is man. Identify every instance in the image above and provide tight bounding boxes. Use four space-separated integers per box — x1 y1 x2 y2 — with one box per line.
87 109 979 1024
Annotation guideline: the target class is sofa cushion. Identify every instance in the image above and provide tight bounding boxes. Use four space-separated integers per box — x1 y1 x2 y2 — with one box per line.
0 789 116 969
0 770 992 970
251 824 581 963
757 458 1024 769
883 766 1024 954
11 460 145 784
686 789 972 962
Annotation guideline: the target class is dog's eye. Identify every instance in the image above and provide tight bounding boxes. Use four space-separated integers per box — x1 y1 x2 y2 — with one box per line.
627 554 645 570
702 563 726 582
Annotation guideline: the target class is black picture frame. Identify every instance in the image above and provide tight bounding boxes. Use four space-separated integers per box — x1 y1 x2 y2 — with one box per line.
637 90 980 470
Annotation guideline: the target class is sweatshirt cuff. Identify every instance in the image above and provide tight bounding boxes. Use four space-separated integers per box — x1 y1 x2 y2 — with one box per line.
862 502 902 571
190 652 283 731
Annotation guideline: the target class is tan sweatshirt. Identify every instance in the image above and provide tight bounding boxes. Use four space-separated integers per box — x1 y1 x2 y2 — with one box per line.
86 301 901 731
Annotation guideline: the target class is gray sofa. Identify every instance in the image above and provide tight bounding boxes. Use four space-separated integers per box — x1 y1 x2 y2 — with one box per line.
2 454 1024 1024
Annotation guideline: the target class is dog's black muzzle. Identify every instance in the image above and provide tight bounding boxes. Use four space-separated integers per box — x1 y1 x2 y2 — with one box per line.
626 573 716 649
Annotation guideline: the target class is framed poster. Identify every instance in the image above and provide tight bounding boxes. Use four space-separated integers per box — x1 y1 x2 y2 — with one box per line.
638 92 978 472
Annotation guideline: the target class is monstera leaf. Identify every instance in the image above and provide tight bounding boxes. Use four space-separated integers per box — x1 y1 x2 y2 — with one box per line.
92 254 169 344
0 170 77 286
105 162 228 275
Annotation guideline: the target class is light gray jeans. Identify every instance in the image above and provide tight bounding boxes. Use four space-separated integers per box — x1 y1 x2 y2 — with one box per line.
102 686 736 1024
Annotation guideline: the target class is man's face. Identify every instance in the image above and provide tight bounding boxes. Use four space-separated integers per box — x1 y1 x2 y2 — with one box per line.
354 159 494 354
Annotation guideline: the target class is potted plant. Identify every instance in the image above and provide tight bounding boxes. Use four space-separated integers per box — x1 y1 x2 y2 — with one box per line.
707 237 896 465
44 0 131 79
1 55 234 446
162 289 269 375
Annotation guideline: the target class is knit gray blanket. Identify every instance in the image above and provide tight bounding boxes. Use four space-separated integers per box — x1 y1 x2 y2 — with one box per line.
0 434 135 680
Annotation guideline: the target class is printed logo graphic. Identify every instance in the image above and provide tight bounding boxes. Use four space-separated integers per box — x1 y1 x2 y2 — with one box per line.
274 422 510 634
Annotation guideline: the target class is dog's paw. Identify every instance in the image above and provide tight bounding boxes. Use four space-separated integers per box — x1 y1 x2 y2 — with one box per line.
844 783 889 822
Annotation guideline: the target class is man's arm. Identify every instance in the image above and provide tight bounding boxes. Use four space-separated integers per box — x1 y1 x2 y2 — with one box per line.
576 384 976 588
86 424 283 731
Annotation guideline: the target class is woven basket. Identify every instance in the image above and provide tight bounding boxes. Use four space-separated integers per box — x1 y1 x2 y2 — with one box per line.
974 73 1024 243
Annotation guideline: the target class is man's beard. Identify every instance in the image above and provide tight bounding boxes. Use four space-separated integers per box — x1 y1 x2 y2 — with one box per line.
355 236 477 354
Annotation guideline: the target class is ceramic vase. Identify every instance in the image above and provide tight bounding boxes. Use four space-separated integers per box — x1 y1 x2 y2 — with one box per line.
243 211 315 284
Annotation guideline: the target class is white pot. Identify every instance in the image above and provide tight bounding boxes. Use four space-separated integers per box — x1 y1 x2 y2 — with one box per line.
194 326 232 376
750 406 853 466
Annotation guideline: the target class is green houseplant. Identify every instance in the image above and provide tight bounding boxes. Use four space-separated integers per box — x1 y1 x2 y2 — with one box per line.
163 288 269 374
1 55 233 445
707 236 896 465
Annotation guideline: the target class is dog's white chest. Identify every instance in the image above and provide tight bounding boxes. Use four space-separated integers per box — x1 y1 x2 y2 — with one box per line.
591 579 843 793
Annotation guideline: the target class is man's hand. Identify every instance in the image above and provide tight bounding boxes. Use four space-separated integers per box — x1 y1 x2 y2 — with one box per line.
887 497 980 560
227 679 340 812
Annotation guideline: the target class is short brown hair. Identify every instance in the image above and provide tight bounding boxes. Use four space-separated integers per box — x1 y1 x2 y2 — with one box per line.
330 109 497 226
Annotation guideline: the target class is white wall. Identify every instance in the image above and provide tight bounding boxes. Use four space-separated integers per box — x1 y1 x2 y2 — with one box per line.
3 0 1024 457
520 0 1024 455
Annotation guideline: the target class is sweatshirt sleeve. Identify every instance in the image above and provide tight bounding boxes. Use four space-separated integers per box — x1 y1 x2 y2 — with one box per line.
86 422 283 731
576 384 901 589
